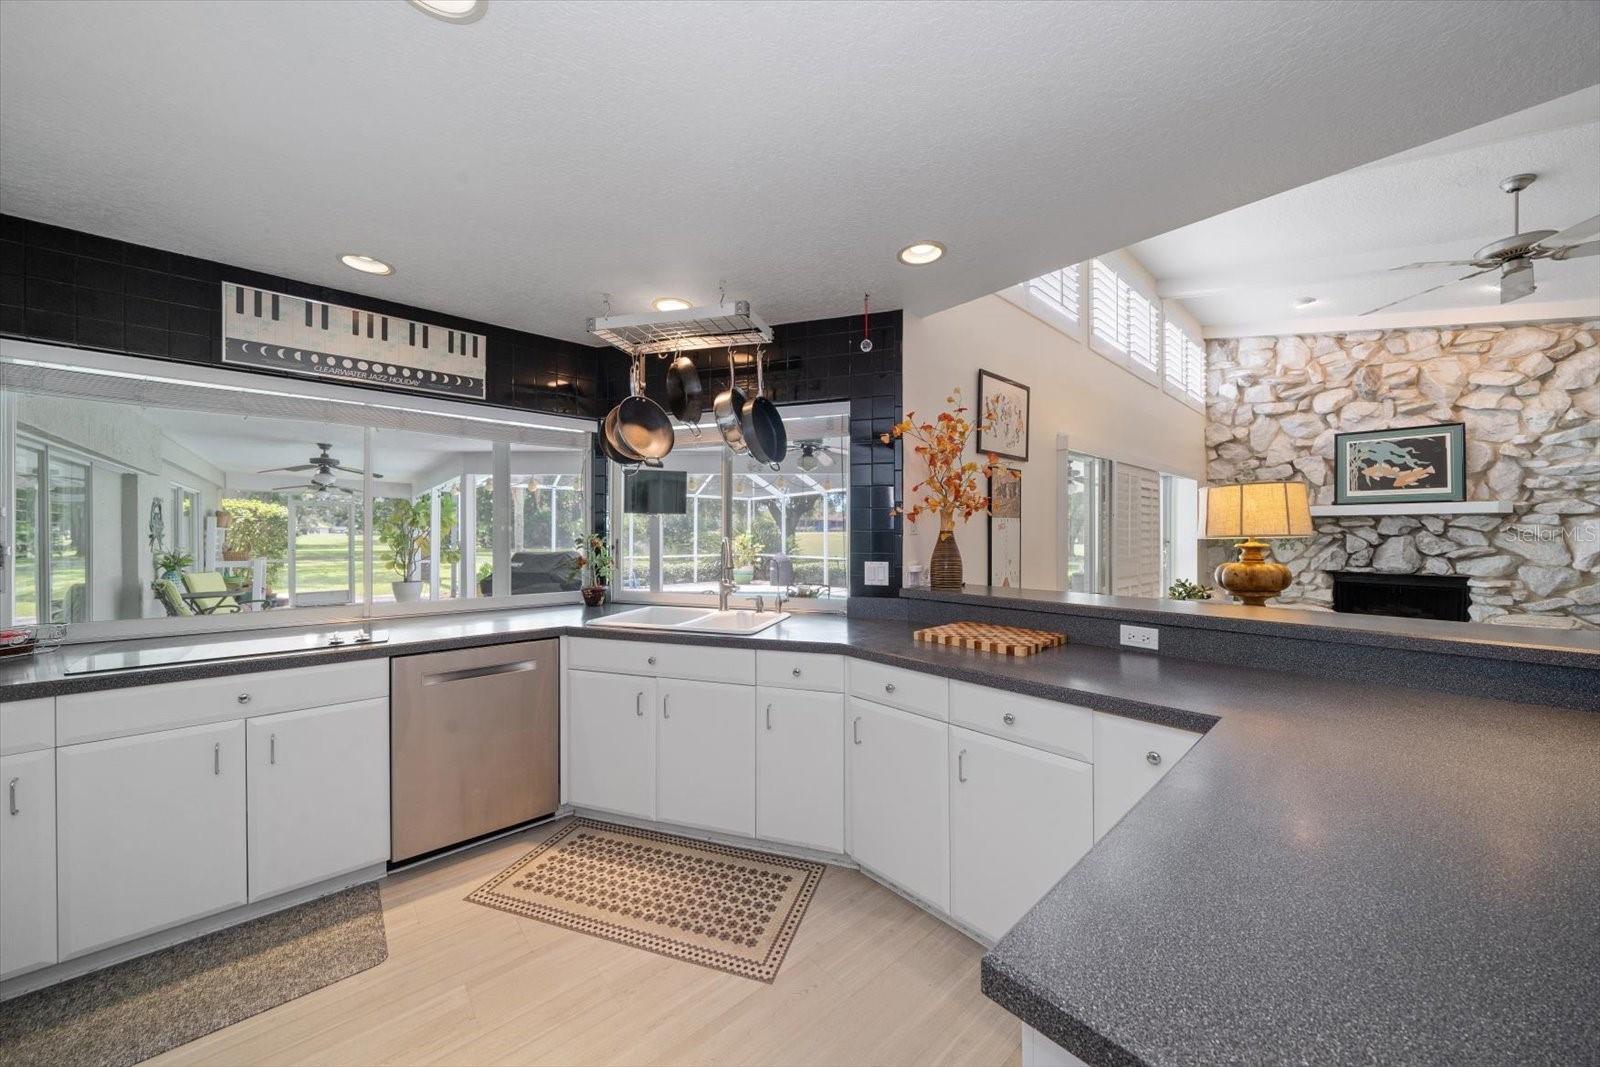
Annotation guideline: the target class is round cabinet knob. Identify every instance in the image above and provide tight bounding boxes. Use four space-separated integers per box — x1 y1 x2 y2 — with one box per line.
792 667 802 677
884 683 896 694
1145 750 1162 766
236 693 251 705
647 656 657 666
1002 713 1016 726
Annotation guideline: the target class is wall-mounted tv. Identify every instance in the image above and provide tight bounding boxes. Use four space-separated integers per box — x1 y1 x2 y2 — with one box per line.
624 469 688 514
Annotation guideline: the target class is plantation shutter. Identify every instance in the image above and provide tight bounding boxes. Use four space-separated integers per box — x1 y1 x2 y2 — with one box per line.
1164 320 1206 404
1025 265 1080 322
1111 462 1162 597
1090 259 1161 381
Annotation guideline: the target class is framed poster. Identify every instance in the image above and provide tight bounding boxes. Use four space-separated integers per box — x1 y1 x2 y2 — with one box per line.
221 282 487 399
1334 423 1466 505
988 467 1022 588
977 369 1029 461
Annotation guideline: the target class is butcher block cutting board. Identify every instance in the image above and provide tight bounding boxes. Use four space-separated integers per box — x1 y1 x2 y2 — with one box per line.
912 621 1067 657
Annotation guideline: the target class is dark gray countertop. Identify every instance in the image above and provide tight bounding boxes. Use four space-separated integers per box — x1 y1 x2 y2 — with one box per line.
3 604 1596 1065
903 585 1600 669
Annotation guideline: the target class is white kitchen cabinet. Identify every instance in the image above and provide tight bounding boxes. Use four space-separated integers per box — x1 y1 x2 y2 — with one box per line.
568 669 657 820
1092 713 1202 840
949 725 1093 943
756 686 844 853
57 719 247 959
0 749 57 979
847 696 949 911
247 698 389 902
657 679 755 836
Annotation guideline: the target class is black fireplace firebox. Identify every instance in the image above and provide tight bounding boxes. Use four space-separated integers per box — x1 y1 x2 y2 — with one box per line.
1328 571 1471 623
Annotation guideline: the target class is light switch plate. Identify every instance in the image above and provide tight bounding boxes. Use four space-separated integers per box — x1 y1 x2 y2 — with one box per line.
1120 624 1159 651
864 561 889 586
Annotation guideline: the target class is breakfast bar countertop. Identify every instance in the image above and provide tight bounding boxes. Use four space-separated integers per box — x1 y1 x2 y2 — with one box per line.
2 604 1597 1066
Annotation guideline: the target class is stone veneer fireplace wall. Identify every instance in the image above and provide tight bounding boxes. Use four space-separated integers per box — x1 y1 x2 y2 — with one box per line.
1204 321 1600 630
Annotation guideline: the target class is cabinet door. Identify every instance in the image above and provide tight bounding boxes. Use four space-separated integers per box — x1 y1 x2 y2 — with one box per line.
847 697 949 911
757 686 844 853
568 670 656 819
658 679 755 837
58 719 247 959
248 698 389 902
949 726 1093 943
0 749 57 979
1093 714 1201 841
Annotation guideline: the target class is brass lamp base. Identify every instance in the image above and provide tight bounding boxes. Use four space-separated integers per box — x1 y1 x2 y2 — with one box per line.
1214 538 1292 607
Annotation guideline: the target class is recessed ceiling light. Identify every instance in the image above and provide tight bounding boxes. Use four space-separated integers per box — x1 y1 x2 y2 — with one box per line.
340 253 393 276
407 0 486 23
1293 296 1318 308
652 297 692 312
898 241 946 266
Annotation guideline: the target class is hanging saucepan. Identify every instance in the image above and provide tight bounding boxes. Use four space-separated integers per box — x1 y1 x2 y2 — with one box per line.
615 353 674 461
665 350 705 427
740 345 787 468
601 407 644 465
713 349 750 454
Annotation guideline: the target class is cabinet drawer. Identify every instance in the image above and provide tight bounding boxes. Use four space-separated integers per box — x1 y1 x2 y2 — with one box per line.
949 682 1092 763
847 659 948 721
757 651 844 692
56 659 388 745
0 697 55 755
567 636 662 676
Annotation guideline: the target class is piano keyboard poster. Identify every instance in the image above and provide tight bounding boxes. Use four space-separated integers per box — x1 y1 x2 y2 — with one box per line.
220 283 487 399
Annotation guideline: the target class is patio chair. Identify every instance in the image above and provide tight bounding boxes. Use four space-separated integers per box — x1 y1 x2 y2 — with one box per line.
181 570 241 614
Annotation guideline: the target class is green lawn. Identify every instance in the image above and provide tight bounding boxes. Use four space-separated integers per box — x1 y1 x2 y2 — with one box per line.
293 532 359 591
790 530 845 557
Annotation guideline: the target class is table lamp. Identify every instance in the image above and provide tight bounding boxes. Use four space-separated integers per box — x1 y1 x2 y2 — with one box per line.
1202 481 1313 606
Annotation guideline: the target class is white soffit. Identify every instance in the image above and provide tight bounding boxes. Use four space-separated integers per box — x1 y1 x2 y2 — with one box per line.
1 1 1597 343
1133 85 1600 337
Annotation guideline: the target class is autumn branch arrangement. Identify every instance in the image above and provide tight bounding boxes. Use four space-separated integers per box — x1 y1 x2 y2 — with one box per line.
880 388 1003 532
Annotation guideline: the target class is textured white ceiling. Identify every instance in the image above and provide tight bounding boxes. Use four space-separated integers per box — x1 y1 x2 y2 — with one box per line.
2 0 1596 344
1133 85 1600 333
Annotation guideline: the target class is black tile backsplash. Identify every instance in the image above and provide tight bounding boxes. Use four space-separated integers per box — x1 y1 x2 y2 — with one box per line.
1 214 902 600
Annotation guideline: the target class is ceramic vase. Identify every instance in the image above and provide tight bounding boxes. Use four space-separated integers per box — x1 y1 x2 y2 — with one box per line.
930 517 963 590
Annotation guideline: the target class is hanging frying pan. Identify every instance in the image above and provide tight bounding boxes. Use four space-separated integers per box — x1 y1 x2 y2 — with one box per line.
740 345 787 467
713 349 750 454
615 353 674 461
665 351 706 426
601 408 644 465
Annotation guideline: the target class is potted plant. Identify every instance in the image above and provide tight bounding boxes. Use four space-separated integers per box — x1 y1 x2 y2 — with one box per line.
571 531 613 607
155 550 193 582
881 388 999 590
377 499 429 602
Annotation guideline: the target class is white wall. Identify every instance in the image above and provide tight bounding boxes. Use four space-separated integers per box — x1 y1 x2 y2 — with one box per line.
902 294 1206 589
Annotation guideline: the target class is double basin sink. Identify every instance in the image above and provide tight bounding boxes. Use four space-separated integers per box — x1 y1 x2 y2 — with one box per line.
586 605 790 636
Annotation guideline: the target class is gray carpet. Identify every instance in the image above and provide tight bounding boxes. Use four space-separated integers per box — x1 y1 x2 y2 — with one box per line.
0 881 388 1067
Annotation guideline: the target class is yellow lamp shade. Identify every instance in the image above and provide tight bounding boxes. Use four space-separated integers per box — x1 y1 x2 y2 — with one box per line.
1202 481 1313 540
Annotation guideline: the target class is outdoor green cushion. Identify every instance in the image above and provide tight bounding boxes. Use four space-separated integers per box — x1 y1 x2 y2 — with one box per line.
153 579 193 617
181 571 241 613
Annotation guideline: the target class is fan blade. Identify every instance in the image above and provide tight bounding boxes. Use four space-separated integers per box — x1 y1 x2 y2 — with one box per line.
1389 260 1478 271
1362 266 1497 316
1552 239 1600 261
1501 258 1535 304
1540 213 1600 249
257 463 319 474
267 484 310 492
327 463 366 475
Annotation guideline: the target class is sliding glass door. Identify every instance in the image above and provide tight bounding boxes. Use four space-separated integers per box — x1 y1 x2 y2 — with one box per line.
10 438 91 625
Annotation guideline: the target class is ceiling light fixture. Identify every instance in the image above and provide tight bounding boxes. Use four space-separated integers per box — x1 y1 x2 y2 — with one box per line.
898 241 946 266
407 0 486 23
798 444 819 472
340 253 394 276
1293 296 1318 309
652 297 692 312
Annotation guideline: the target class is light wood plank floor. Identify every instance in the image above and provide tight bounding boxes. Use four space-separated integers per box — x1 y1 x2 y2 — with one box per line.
148 819 1022 1066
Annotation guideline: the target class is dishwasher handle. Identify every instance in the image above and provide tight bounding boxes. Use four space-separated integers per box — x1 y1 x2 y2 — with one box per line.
421 660 540 686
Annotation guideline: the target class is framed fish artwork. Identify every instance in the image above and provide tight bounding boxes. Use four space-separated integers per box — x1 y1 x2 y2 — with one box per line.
1333 423 1466 505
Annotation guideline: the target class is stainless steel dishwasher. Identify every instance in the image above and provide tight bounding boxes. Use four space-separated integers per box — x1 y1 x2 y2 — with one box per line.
390 639 559 862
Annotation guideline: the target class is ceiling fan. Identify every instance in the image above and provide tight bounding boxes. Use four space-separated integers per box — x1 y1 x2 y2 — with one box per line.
261 442 377 497
1365 173 1599 315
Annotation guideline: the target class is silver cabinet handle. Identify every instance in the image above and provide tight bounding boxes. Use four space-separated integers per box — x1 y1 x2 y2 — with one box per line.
1145 750 1162 766
957 749 967 783
270 733 277 765
422 660 538 686
236 693 251 705
792 667 802 677
647 655 657 666
7 777 17 816
662 694 671 719
636 691 645 717
214 742 221 775
1002 712 1016 726
853 716 861 745
884 683 896 694
765 703 773 730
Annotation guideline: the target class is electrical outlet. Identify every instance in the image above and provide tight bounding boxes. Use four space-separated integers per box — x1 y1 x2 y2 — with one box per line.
864 561 890 586
1120 624 1159 651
